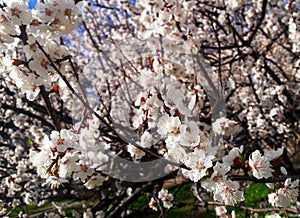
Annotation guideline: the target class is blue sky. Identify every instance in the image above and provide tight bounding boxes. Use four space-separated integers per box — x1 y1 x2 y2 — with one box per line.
28 0 37 9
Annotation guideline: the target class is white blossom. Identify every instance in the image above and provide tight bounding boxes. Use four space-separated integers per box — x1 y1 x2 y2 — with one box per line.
268 179 299 207
127 144 145 161
149 197 158 211
179 120 200 147
214 180 244 206
215 206 227 217
182 149 215 182
84 174 104 189
158 189 174 209
265 213 281 218
157 114 181 137
212 117 239 136
222 145 244 166
249 150 273 179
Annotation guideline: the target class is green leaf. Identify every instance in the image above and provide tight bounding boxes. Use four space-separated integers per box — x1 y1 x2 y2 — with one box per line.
28 138 34 146
128 194 149 210
244 183 271 208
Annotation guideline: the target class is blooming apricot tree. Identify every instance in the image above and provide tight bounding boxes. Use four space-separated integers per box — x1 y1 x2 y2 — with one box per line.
0 0 299 217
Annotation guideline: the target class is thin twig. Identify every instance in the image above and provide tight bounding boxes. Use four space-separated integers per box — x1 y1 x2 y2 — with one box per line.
35 40 114 132
228 174 300 183
197 201 299 214
40 85 61 131
105 182 155 218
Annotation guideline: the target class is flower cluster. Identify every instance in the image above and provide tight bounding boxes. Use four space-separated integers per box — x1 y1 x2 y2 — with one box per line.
0 0 79 101
268 178 299 208
149 188 174 211
30 110 110 189
215 206 236 218
0 0 299 217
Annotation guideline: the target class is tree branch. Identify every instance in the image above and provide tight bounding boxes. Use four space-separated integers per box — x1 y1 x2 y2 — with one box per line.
35 40 114 132
40 85 61 131
105 182 155 218
197 201 299 214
